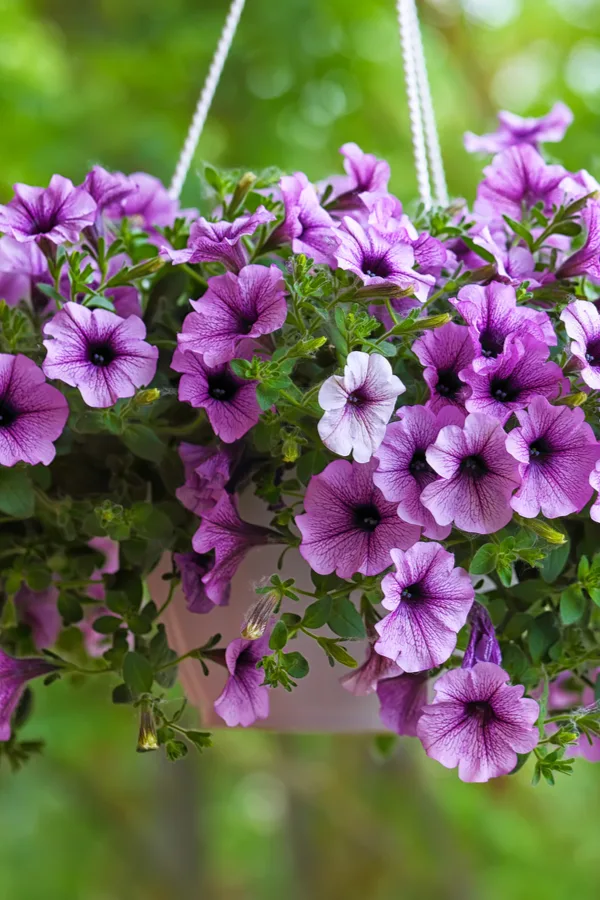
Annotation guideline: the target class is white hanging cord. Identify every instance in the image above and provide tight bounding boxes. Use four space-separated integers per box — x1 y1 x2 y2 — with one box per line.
396 0 432 209
409 0 448 207
169 0 247 201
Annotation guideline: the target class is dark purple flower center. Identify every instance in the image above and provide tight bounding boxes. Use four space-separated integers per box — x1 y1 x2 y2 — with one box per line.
362 255 392 279
236 314 257 336
490 376 519 403
88 342 116 367
207 371 239 402
460 454 488 479
347 390 367 407
353 503 381 532
479 330 504 359
0 399 18 428
409 449 433 476
30 210 60 236
585 339 600 367
400 582 422 602
529 437 551 460
436 368 462 400
465 699 495 725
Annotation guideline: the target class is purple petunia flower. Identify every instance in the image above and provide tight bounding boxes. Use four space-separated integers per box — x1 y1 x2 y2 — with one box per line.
176 442 233 515
15 585 61 650
421 412 520 534
318 351 405 463
214 631 271 727
412 322 476 412
0 175 96 245
108 172 178 230
377 672 428 736
328 144 391 212
361 192 448 276
474 145 567 224
560 299 600 389
451 282 556 371
340 637 402 696
505 397 600 519
590 461 600 523
462 602 502 669
165 206 275 272
177 265 286 366
464 103 573 154
171 348 260 443
174 551 230 613
274 172 339 265
42 302 158 408
0 649 58 740
373 404 464 540
0 353 69 467
83 166 135 213
556 204 600 282
460 335 566 425
417 662 539 782
295 458 420 579
335 217 434 302
192 493 274 603
374 542 474 672
0 237 54 309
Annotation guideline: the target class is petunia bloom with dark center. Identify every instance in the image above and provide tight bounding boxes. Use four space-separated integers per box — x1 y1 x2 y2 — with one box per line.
561 299 600 390
412 322 475 413
375 541 474 672
177 265 286 367
43 302 158 409
374 405 464 540
296 458 420 579
417 663 539 782
506 396 600 519
0 175 97 245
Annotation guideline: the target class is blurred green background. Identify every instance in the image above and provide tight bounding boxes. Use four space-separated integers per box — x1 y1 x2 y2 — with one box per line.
3 0 600 897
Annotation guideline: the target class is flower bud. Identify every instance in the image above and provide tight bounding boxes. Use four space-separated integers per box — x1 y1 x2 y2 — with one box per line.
136 701 159 753
134 388 161 406
241 593 277 640
513 514 567 545
282 435 300 464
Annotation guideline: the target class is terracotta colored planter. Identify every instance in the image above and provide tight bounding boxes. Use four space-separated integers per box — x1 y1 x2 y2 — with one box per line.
152 537 382 731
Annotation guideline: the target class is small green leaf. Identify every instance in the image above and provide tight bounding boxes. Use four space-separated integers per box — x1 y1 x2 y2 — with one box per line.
317 637 358 668
112 683 134 704
540 540 570 583
269 620 288 651
469 544 498 575
0 468 35 518
302 596 332 630
92 615 123 634
282 651 309 679
256 384 279 410
165 739 188 762
560 585 586 625
588 587 600 608
328 596 366 639
502 215 535 250
122 651 154 694
122 425 166 463
58 592 83 625
185 730 213 752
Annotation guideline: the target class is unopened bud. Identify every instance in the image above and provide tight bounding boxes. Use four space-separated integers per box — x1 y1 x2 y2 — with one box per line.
135 388 161 406
228 172 257 216
242 593 277 640
513 514 567 545
556 391 587 408
282 435 300 464
136 701 159 753
391 312 452 336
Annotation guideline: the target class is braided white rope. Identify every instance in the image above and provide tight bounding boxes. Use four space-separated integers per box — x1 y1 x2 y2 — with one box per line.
409 0 449 207
396 0 432 209
169 0 247 201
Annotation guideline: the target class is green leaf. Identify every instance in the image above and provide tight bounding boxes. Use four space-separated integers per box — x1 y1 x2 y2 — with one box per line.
528 613 559 664
58 592 83 625
559 585 586 625
549 221 581 237
496 561 513 588
589 587 600 608
502 215 535 250
282 651 309 679
540 540 570 583
269 620 288 651
0 468 35 518
578 556 590 580
92 615 123 634
229 358 252 378
185 730 213 753
122 425 166 463
469 544 498 575
122 651 154 694
317 637 358 668
165 740 188 762
296 449 329 486
112 683 134 704
328 596 366 639
460 236 497 264
256 384 279 410
302 596 332 630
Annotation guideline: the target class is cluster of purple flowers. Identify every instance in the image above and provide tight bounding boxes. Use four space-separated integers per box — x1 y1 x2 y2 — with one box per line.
2 101 600 783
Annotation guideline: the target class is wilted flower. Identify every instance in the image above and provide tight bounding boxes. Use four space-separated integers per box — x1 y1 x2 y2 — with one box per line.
0 649 57 741
214 632 272 727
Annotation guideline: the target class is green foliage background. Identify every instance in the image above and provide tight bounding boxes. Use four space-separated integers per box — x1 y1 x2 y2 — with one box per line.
2 0 600 896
